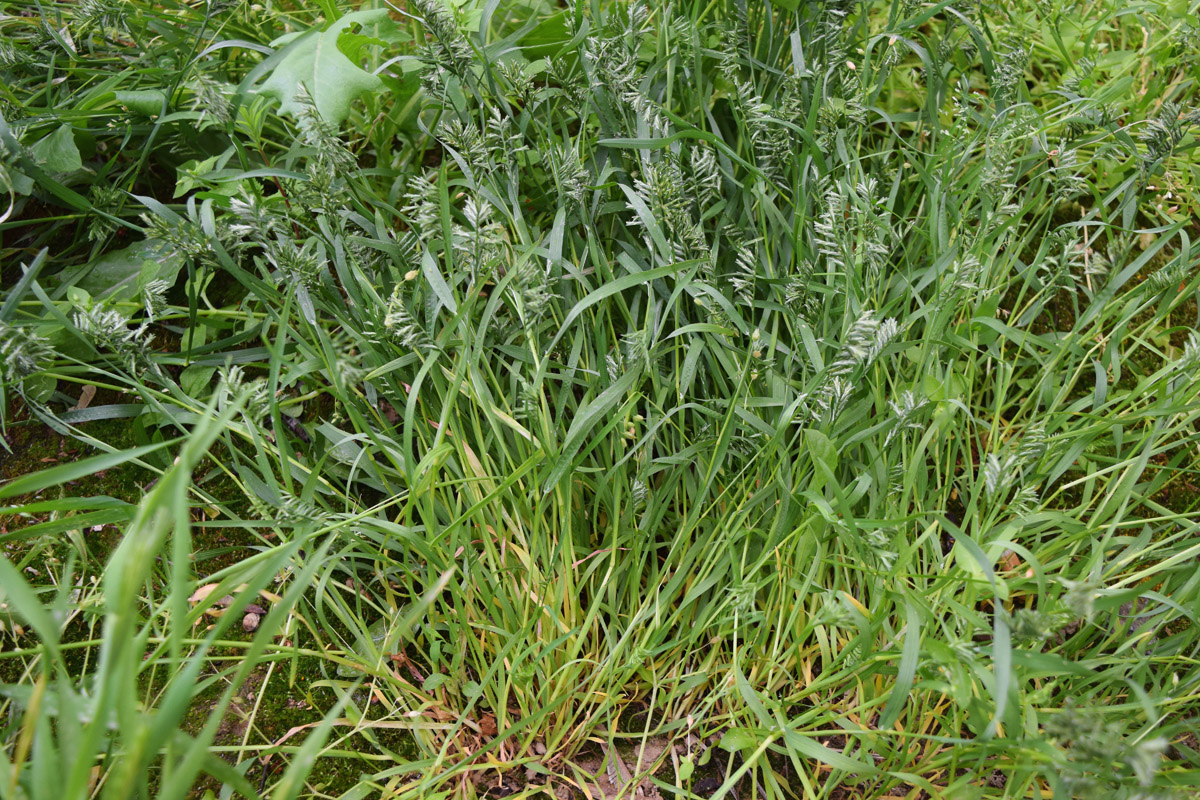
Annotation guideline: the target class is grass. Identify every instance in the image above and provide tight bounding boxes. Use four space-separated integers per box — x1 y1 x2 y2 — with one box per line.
2 0 1200 797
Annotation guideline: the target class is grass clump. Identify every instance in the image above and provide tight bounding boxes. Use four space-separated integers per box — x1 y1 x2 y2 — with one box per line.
2 0 1200 798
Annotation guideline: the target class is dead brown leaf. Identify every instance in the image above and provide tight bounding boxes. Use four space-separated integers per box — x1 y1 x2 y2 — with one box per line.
73 385 96 411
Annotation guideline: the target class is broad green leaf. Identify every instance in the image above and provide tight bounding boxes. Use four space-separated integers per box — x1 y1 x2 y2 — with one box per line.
30 124 82 173
257 10 390 124
803 429 838 474
422 673 449 692
337 30 387 63
180 363 217 396
804 428 838 492
174 155 220 197
20 373 56 403
521 11 572 59
718 728 759 752
5 168 34 194
65 239 185 302
114 90 167 116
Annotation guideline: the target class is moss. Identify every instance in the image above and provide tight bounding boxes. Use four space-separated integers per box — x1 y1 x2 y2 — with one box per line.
1 411 154 684
2 408 154 560
133 643 421 797
168 642 419 796
0 647 32 686
1156 480 1199 515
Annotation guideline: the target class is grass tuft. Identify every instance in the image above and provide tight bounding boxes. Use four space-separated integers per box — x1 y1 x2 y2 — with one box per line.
2 0 1200 797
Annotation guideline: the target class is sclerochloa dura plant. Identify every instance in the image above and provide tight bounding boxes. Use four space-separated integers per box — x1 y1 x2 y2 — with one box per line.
1 0 1200 798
